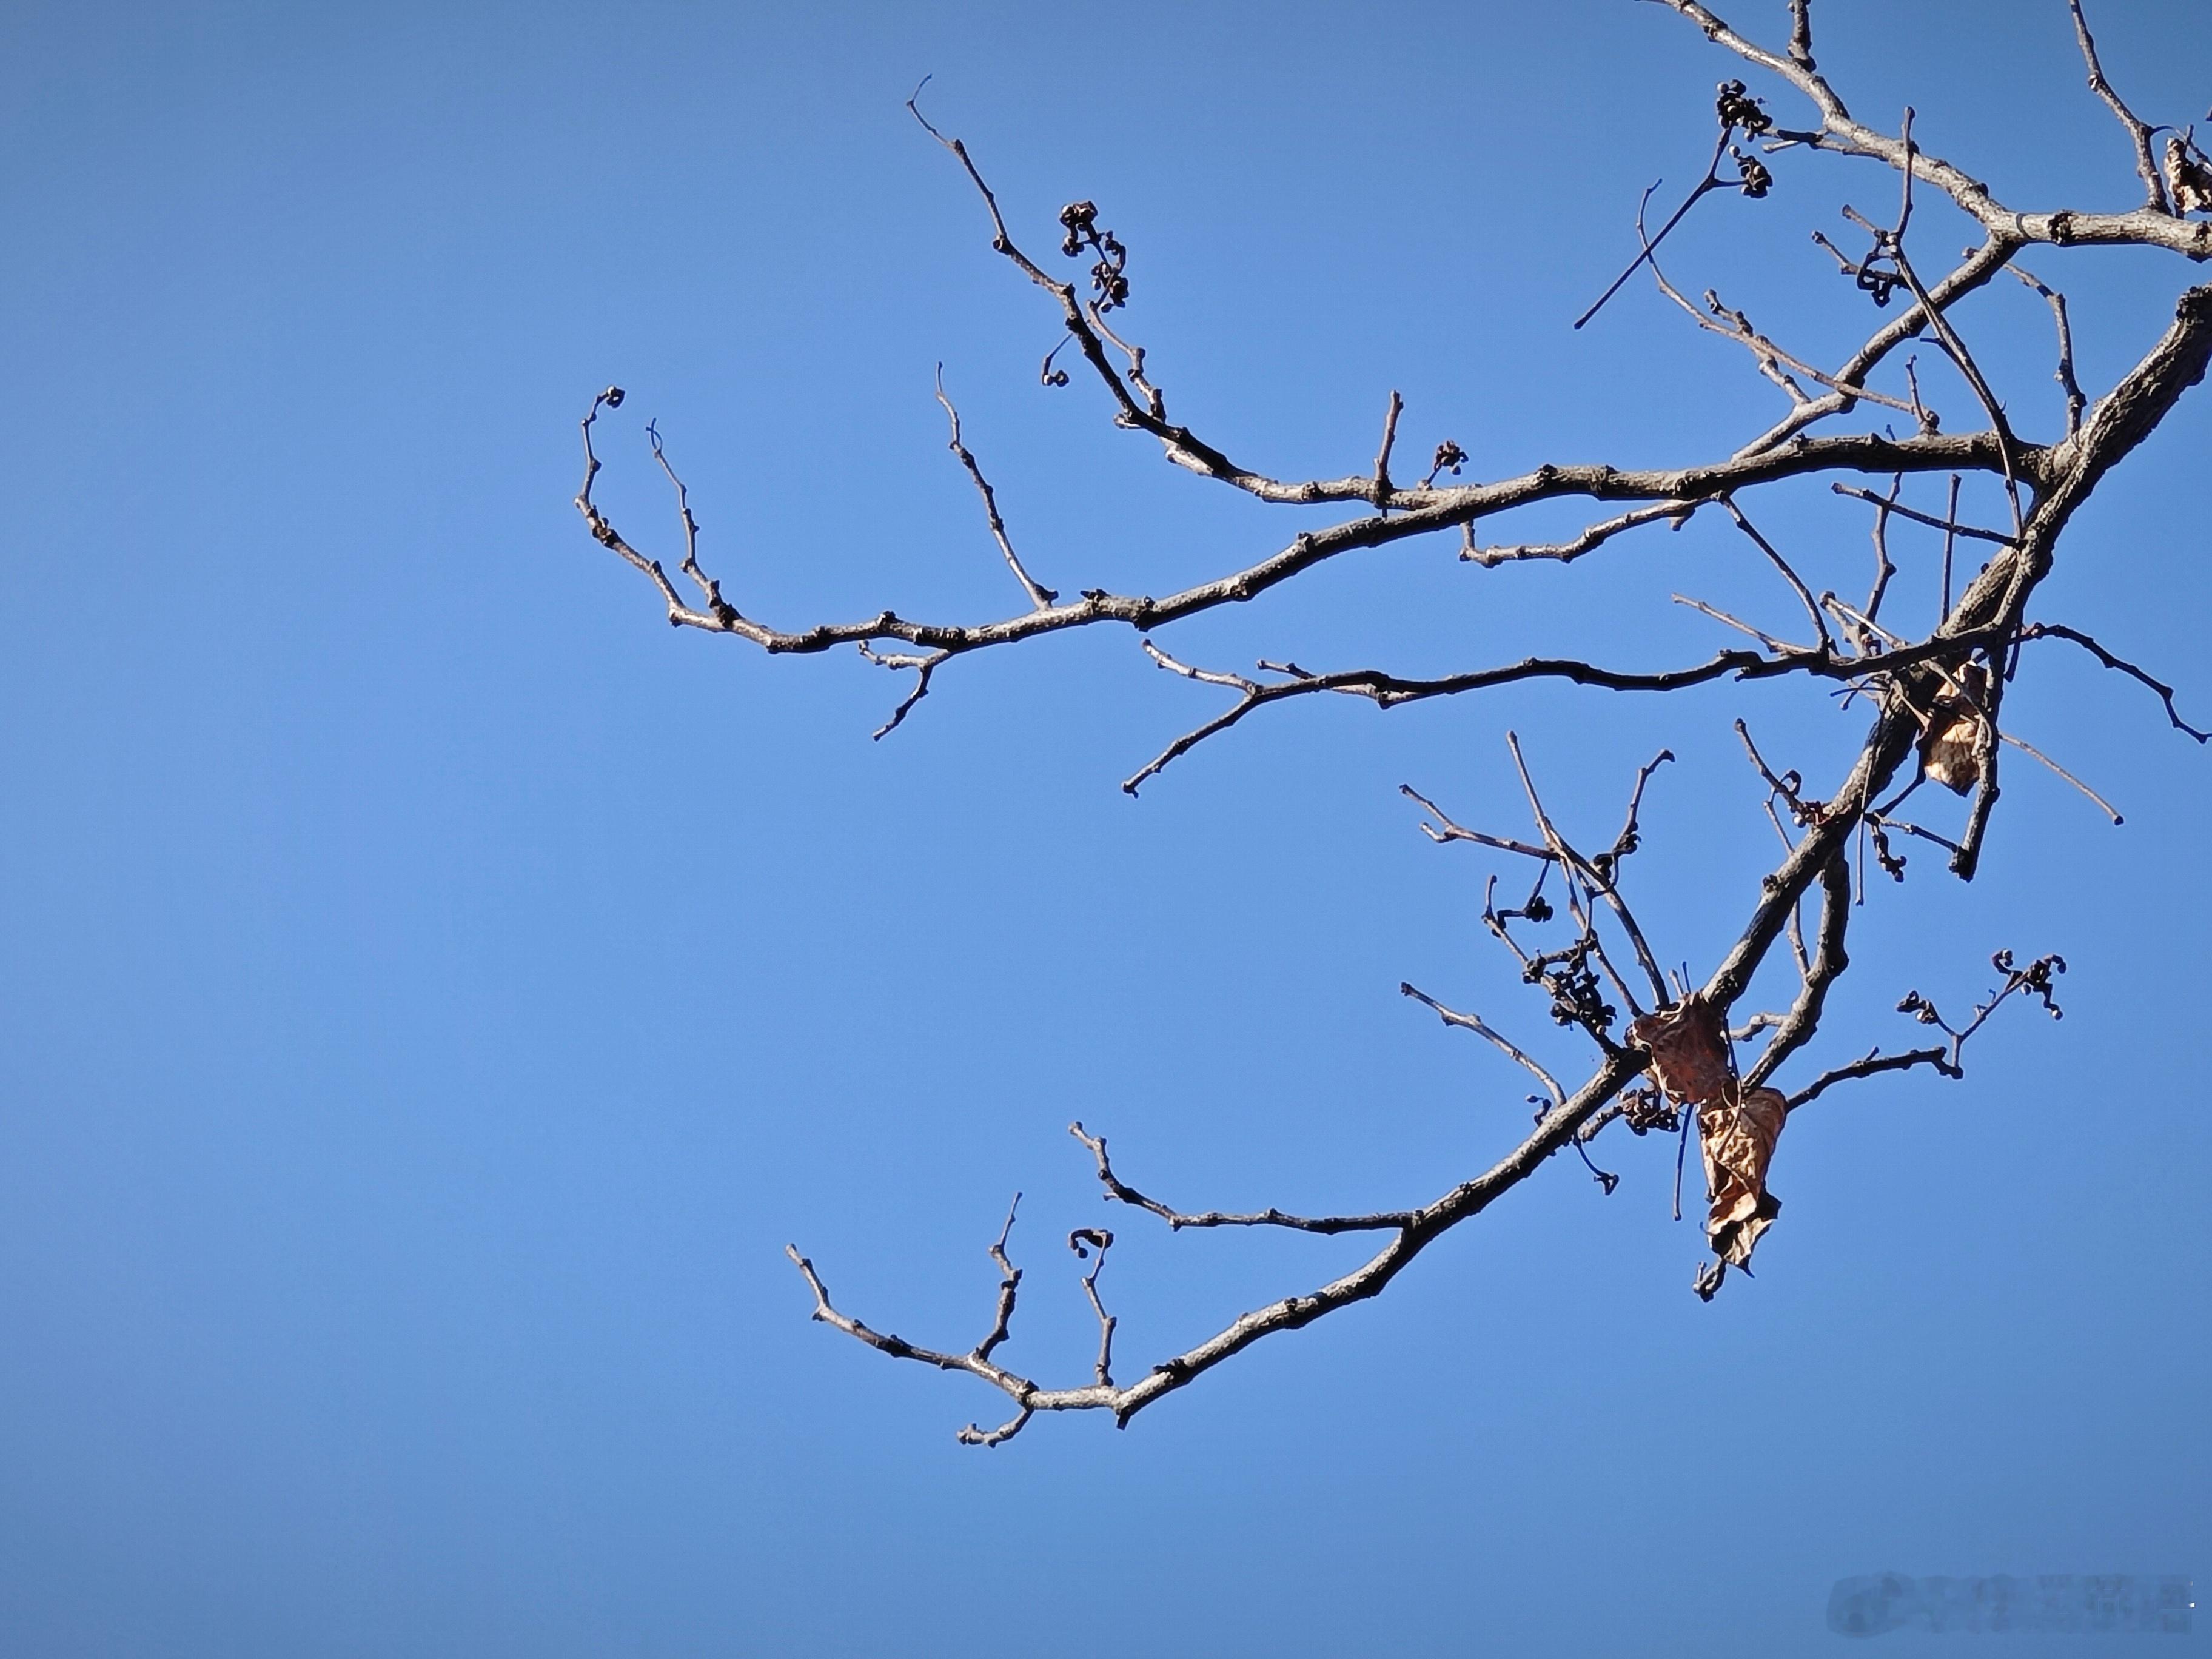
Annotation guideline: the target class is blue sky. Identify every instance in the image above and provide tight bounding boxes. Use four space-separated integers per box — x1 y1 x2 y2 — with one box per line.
1 0 2207 1653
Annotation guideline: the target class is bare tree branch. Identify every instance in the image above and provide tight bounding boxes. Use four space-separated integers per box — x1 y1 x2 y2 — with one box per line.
2022 622 2210 740
934 369 1057 611
2011 265 2089 437
2066 0 2171 213
1724 497 1835 653
1401 982 1566 1109
1785 1045 1955 1111
1830 483 2011 546
581 9 2212 1442
1068 1123 1416 1235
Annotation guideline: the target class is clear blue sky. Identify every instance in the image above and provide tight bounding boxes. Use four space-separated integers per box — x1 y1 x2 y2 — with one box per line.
2 1 2207 1653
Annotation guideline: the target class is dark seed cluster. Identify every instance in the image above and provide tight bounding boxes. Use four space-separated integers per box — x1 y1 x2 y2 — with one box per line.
1059 200 1130 312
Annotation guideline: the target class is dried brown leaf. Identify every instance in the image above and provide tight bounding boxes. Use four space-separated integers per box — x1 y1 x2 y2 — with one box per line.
1922 710 1982 793
1626 993 1733 1108
1698 1084 1787 1268
1919 662 1988 795
2166 136 2212 215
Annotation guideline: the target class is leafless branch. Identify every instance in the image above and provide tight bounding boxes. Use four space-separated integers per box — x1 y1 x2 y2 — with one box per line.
1999 730 2123 824
1401 982 1566 1108
2010 265 2088 437
1636 190 1923 420
1859 475 1899 637
1463 499 1703 566
1575 130 1737 330
1741 853 1852 1089
1786 0 1815 72
1723 497 1835 653
1401 784 1555 863
1067 1227 1117 1387
1940 472 1961 617
1507 734 1669 1010
2020 622 2210 741
1785 1044 1955 1111
976 1193 1024 1363
643 420 725 617
1829 482 2011 546
1113 617 2024 792
584 9 2212 1441
855 642 950 740
1068 1122 1416 1235
1895 948 2068 1073
1373 390 1404 504
935 369 1057 610
2066 0 2171 212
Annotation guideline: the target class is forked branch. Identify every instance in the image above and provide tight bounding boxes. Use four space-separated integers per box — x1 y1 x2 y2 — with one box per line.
579 1 2212 1442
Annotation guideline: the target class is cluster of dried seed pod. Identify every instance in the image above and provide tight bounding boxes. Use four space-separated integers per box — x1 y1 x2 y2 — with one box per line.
1057 199 1129 311
1715 78 1772 136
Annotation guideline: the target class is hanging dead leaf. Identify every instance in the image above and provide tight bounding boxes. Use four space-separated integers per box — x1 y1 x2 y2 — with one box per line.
1919 662 1988 795
1698 1084 1786 1269
2166 136 2212 215
1922 711 1980 793
1626 993 1732 1108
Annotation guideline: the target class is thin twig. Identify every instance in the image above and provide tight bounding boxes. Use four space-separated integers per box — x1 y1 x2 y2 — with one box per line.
2010 266 2088 436
2019 622 2210 741
1068 1227 1117 1387
2000 731 2123 824
1941 472 1961 617
935 368 1057 609
1724 496 1835 652
975 1193 1024 1362
1402 982 1566 1108
1785 1045 1956 1111
1464 500 1704 566
1576 131 1735 329
1830 481 2010 546
1861 474 1900 635
1507 733 1669 1010
1373 390 1404 504
2066 0 2171 212
1674 594 1792 652
1068 1122 1418 1234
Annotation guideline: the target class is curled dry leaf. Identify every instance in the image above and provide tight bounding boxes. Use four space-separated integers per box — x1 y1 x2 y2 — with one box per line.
2166 136 2212 215
1698 1085 1786 1270
1626 993 1733 1108
1631 996 1785 1283
1922 710 1982 793
1919 663 1989 795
